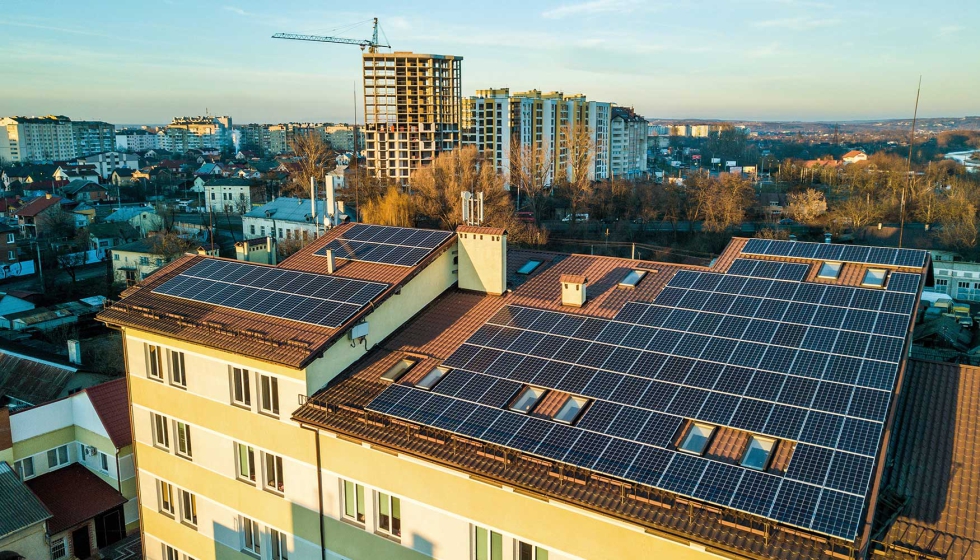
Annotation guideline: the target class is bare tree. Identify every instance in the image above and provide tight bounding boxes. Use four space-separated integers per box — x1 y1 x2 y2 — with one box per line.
150 230 197 263
362 186 415 227
555 122 595 224
285 132 333 198
827 195 884 235
37 204 77 239
785 189 828 225
411 145 513 230
688 173 754 233
509 135 554 222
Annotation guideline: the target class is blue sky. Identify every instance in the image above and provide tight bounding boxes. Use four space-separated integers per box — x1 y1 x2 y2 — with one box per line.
2 0 977 124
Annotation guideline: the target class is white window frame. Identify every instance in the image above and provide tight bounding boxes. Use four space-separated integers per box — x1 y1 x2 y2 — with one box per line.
270 528 288 560
99 451 110 473
51 537 67 560
169 350 186 388
553 396 588 424
179 489 197 527
152 413 170 450
258 373 280 417
516 541 549 560
158 480 176 517
146 343 164 381
231 367 251 409
47 444 70 469
817 261 843 280
740 435 776 471
262 452 285 494
14 457 35 480
619 269 648 288
862 268 888 288
342 479 365 524
376 491 401 539
242 516 261 556
416 366 448 391
174 421 193 459
510 386 546 414
678 422 716 455
473 525 503 560
236 443 257 484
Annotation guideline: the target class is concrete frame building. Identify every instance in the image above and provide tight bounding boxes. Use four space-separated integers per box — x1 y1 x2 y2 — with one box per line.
80 151 141 179
610 107 648 179
363 52 463 183
72 121 116 157
0 116 76 163
461 89 512 178
116 129 161 152
159 116 234 153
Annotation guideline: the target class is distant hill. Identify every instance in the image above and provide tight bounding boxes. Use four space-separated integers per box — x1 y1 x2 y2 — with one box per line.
647 117 980 134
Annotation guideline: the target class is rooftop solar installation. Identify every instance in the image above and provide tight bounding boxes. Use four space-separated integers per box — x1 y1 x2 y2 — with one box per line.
153 259 388 328
366 254 923 541
741 239 928 269
313 224 454 267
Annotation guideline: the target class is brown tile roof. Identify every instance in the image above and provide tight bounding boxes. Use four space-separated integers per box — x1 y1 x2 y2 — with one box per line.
0 407 11 451
13 195 61 217
457 225 506 236
878 359 980 558
26 463 126 534
84 379 131 448
559 274 587 284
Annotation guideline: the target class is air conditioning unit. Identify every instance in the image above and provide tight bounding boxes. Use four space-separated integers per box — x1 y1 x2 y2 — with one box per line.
86 446 98 457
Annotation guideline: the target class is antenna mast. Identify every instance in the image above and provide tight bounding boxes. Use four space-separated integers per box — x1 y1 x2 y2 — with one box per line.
898 76 921 249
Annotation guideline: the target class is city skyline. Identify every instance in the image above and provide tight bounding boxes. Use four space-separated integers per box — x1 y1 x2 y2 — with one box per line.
2 0 978 123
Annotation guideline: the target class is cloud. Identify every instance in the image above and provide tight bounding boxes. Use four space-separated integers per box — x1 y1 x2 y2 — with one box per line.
542 0 640 19
939 25 963 36
754 17 840 30
746 42 781 58
223 5 257 17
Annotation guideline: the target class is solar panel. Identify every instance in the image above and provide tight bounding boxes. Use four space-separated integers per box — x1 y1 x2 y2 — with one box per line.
313 224 453 267
152 260 388 328
741 240 928 270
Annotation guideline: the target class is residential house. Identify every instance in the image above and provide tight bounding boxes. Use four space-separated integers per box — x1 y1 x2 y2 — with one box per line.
13 194 63 238
0 462 51 560
0 292 34 321
111 168 135 187
53 165 100 184
1 223 21 264
111 237 192 286
242 197 352 243
79 152 140 179
87 222 140 255
193 163 223 177
204 177 262 213
60 179 109 203
0 197 23 224
842 150 868 164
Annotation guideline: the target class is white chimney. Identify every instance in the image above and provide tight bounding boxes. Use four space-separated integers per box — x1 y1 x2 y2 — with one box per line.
67 339 82 365
326 249 335 274
326 176 337 227
560 275 588 307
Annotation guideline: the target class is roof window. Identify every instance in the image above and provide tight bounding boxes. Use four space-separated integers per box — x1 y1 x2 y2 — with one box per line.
862 268 888 288
416 366 449 390
380 358 418 383
618 269 648 288
817 261 843 280
678 422 716 455
553 396 589 424
740 435 776 470
510 386 546 414
516 260 542 275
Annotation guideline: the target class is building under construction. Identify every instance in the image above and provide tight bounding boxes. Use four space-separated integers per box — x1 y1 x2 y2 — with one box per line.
362 52 463 182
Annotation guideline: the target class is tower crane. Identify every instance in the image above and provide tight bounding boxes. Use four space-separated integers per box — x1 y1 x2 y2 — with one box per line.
271 17 389 53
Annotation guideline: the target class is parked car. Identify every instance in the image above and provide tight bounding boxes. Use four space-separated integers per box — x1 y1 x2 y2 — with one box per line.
562 213 590 222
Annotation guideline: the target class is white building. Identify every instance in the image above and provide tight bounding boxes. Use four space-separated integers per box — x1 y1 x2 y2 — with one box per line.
0 115 76 163
115 129 160 152
80 151 140 179
204 178 259 213
158 116 233 153
243 197 351 243
927 253 980 303
610 106 648 179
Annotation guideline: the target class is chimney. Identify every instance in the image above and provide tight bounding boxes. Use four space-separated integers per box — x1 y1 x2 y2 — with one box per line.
67 339 82 365
560 275 587 307
326 177 337 227
456 226 507 295
326 249 335 274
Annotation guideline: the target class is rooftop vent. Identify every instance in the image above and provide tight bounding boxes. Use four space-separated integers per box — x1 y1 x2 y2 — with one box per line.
560 274 587 307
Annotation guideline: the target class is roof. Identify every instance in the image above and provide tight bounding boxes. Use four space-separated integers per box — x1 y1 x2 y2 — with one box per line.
0 348 77 407
26 463 126 534
877 359 980 559
112 168 134 178
206 177 251 187
62 180 105 196
843 150 866 159
104 205 155 223
0 462 51 539
111 238 160 254
457 225 506 236
87 222 139 239
84 379 131 448
245 197 329 223
13 195 61 217
559 274 587 284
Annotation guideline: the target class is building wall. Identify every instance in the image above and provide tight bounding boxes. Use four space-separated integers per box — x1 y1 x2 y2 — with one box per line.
927 260 980 302
0 116 76 163
112 249 165 284
0 522 51 560
242 217 318 243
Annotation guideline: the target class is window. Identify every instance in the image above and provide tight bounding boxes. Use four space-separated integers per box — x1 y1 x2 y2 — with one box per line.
381 358 418 383
259 374 279 416
100 452 110 473
263 452 285 493
818 261 843 280
242 517 261 555
250 225 256 235
553 396 588 424
6 250 13 260
935 278 948 287
5 233 14 244
170 350 186 388
232 367 251 408
473 526 503 560
342 480 365 523
862 268 888 288
516 260 542 275
270 528 288 560
159 480 176 516
163 544 178 560
741 435 776 471
51 537 67 559
416 367 448 390
959 281 970 289
179 489 197 526
510 386 546 413
47 444 69 468
153 413 170 449
237 443 256 483
517 542 549 560
678 422 716 455
377 492 401 538
174 421 193 458
619 269 648 288
14 457 35 480
146 344 164 381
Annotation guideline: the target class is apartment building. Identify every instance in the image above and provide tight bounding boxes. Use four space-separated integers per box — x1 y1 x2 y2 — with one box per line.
242 197 352 244
204 178 262 214
116 128 162 152
363 52 463 182
461 89 512 178
80 151 141 179
159 116 234 153
610 107 648 179
0 116 76 163
97 225 971 560
72 121 116 157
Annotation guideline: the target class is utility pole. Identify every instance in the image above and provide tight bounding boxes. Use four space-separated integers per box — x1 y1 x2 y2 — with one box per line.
899 76 922 249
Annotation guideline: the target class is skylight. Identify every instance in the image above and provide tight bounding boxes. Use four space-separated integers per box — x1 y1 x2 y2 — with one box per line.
380 358 418 383
516 260 542 275
553 396 588 424
740 435 776 471
416 367 448 390
510 386 546 414
619 269 648 288
817 261 843 280
678 422 715 455
862 268 888 288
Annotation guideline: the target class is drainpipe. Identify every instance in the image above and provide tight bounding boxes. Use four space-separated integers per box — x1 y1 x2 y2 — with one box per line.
301 424 326 560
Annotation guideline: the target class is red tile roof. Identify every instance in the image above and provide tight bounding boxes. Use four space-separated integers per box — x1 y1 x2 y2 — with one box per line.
84 379 131 448
13 195 62 218
457 225 506 236
26 464 126 534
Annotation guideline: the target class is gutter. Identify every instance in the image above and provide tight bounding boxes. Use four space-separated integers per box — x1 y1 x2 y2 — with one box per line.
301 424 327 560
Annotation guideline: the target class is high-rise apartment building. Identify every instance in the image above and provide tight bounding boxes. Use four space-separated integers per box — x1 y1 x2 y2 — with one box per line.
363 52 463 182
461 88 512 177
116 128 161 152
159 116 234 153
0 115 77 163
72 120 116 157
610 107 649 179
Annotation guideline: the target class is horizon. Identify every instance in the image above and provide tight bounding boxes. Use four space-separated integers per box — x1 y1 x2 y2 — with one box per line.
2 0 978 123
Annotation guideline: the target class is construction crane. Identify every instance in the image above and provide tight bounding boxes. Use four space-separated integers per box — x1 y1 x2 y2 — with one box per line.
271 17 389 53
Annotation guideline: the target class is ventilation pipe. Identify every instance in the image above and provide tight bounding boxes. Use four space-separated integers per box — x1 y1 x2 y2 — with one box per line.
326 249 335 274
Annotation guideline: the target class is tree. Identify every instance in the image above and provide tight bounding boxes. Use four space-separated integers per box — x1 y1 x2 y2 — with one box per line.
827 194 884 235
362 186 414 227
509 135 554 222
150 230 197 263
688 173 754 233
284 132 333 198
554 122 595 224
411 145 513 231
37 204 77 239
785 189 828 225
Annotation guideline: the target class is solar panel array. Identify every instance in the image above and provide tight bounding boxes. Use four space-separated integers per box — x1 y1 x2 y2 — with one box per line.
366 261 922 540
742 239 928 269
153 259 388 328
314 224 454 267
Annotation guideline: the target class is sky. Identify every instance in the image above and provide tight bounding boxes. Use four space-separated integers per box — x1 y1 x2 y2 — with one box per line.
2 0 977 124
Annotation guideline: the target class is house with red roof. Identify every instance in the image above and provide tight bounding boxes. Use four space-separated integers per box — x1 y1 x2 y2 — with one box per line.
842 149 868 164
13 194 63 237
